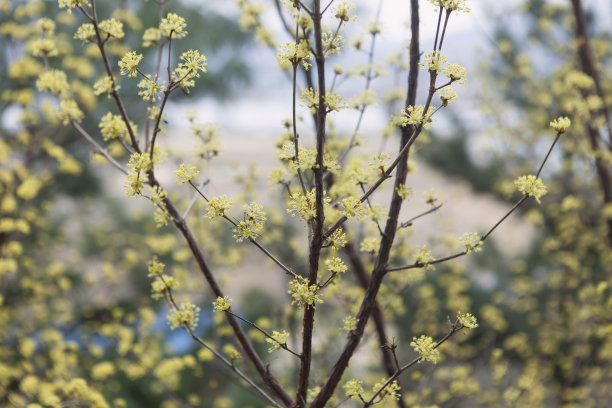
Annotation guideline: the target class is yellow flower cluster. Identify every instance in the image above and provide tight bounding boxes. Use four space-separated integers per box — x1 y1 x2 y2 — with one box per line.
265 330 289 352
341 196 366 219
137 74 164 102
142 27 161 47
98 18 124 39
168 302 200 330
549 116 571 133
372 378 401 401
458 312 479 328
147 257 165 277
74 23 95 42
150 274 177 299
402 105 436 129
160 13 187 38
118 51 143 77
172 50 207 91
342 315 358 331
437 87 457 106
331 1 357 22
287 189 318 221
325 228 347 251
233 202 266 242
57 99 83 124
125 152 152 196
459 232 482 254
99 112 133 141
420 51 448 73
360 236 380 254
212 296 232 312
58 0 87 12
205 195 233 219
428 0 471 13
395 184 412 200
368 153 392 174
36 70 69 96
174 164 200 185
414 245 435 269
343 379 364 399
325 256 347 274
514 174 547 203
223 344 241 360
277 39 314 70
93 76 117 96
411 335 440 363
443 63 467 84
288 276 322 308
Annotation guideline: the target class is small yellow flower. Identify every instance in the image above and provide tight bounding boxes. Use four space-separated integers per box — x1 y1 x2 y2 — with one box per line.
549 116 571 134
175 164 199 184
57 99 84 124
514 175 547 203
288 276 322 308
212 296 232 312
99 18 124 39
118 51 143 77
342 316 357 331
414 245 434 270
265 330 289 352
457 312 478 329
222 344 241 360
168 302 199 329
325 257 347 274
160 13 187 38
459 232 482 254
411 335 440 363
205 195 233 219
343 379 364 399
277 40 314 70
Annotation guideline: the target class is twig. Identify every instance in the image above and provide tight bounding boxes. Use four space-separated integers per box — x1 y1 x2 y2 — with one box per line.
71 122 128 175
365 320 465 406
165 293 284 408
227 311 302 358
187 181 298 278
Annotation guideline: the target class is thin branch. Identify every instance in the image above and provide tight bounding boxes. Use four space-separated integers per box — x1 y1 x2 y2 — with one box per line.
182 178 210 219
187 181 298 278
365 321 465 406
397 202 443 230
226 311 302 359
87 0 140 153
165 294 284 408
71 121 128 175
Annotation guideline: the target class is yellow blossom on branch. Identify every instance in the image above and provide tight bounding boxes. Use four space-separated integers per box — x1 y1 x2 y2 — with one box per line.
288 276 322 309
343 379 364 399
160 13 187 38
212 296 232 312
411 335 440 363
514 175 547 203
168 303 200 330
205 195 233 219
175 164 199 185
549 116 571 133
458 312 479 328
233 202 267 242
459 232 482 254
265 330 289 352
118 51 143 77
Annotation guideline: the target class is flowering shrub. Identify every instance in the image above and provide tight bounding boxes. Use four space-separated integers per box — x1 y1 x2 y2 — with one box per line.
2 0 610 407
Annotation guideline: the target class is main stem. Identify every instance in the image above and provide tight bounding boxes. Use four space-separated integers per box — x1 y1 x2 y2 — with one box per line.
309 0 420 406
296 2 326 407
